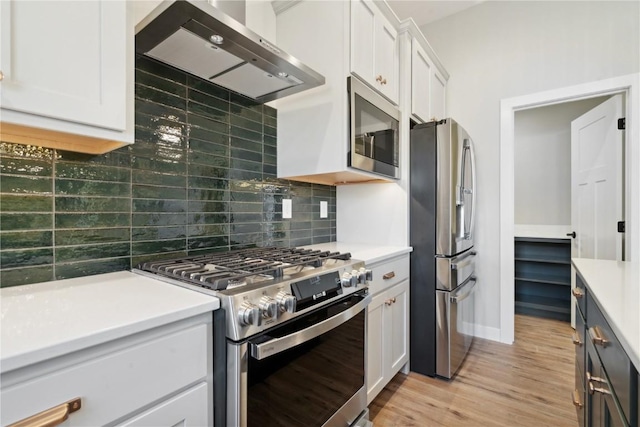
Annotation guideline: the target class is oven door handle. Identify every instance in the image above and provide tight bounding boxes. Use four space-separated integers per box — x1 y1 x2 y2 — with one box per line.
250 294 371 360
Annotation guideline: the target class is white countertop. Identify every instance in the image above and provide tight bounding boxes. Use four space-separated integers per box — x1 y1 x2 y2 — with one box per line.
302 242 412 264
572 258 640 370
0 271 220 373
515 224 572 239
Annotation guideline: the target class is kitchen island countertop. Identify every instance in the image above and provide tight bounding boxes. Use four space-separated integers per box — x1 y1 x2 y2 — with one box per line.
302 242 412 265
0 271 220 373
572 258 640 371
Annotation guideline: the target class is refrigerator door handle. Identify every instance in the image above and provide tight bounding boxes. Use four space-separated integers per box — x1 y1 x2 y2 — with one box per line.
450 277 477 303
461 139 475 241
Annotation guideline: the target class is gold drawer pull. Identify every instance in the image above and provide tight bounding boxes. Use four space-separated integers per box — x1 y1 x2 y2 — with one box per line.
587 371 606 384
589 326 609 348
571 331 582 346
385 297 397 306
588 382 611 396
9 397 81 427
572 288 584 298
571 389 583 408
383 272 395 280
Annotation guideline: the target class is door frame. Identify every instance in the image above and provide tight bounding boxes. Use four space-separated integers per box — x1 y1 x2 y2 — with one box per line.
499 73 640 344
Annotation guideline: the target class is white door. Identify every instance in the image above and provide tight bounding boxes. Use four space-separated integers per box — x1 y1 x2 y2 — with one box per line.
570 94 624 261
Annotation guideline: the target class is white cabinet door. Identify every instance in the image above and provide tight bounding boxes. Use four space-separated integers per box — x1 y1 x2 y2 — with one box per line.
430 67 447 121
411 41 432 122
375 17 399 103
366 291 386 404
388 280 409 374
117 383 209 427
350 0 398 104
351 0 375 85
366 273 410 404
0 0 127 131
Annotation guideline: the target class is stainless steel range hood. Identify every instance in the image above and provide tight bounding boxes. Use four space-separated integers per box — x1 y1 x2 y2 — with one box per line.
135 0 324 103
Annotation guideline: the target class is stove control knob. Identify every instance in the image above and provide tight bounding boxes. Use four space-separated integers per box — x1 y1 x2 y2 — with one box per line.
358 267 372 284
238 302 261 327
276 292 296 313
259 296 278 319
341 272 356 287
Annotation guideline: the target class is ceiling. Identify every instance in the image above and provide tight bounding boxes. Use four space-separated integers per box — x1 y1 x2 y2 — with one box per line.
385 1 484 26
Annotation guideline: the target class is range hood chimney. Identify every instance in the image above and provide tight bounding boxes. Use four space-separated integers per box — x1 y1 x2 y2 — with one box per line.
135 0 325 103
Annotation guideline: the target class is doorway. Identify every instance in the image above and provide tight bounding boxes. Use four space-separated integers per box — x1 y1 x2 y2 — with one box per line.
498 73 640 344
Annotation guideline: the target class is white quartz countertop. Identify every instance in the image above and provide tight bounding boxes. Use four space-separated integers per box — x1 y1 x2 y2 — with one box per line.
515 224 572 239
0 271 219 373
572 258 640 370
302 242 412 264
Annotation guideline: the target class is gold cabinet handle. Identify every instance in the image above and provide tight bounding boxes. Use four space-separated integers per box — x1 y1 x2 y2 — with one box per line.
586 371 606 384
384 297 396 306
572 288 584 299
375 75 387 85
9 398 81 427
589 326 609 348
0 70 4 81
588 381 611 396
571 389 583 408
382 271 395 280
571 331 582 346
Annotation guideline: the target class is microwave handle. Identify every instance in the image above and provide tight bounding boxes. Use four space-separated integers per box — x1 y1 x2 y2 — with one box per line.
250 294 371 360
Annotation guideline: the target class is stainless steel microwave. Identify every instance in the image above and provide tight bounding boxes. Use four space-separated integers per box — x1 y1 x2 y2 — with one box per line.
348 76 400 179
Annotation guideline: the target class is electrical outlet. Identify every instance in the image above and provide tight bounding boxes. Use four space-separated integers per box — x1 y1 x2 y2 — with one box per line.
320 201 328 218
282 198 292 219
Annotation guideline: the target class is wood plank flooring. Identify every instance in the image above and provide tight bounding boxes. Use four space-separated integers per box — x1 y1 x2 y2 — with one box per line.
369 315 578 426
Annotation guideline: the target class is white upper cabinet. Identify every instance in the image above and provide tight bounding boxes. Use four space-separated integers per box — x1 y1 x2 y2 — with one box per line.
351 0 399 104
406 23 448 123
0 0 133 154
275 0 402 185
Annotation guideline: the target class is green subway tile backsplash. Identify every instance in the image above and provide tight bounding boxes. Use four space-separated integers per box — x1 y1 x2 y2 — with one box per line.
0 55 336 288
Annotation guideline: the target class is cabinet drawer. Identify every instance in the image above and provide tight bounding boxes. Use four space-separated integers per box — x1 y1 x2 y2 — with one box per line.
574 303 586 376
117 382 209 426
587 293 633 424
1 323 209 426
368 255 409 296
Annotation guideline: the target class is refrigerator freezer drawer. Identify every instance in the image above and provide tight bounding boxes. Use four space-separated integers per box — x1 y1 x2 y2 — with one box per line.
436 277 476 379
436 250 476 291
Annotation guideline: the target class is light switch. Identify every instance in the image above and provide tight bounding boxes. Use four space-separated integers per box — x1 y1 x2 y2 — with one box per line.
320 201 328 218
282 198 292 219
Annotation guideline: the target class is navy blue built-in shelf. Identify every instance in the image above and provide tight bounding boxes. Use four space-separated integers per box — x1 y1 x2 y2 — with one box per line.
514 237 571 322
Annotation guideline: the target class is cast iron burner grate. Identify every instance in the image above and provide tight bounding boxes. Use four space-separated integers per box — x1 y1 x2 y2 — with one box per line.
137 247 351 291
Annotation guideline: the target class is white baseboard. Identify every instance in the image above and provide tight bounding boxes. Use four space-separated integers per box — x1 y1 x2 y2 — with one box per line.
473 324 503 342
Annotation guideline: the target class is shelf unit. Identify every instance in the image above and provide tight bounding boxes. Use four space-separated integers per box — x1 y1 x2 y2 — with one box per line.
514 237 571 321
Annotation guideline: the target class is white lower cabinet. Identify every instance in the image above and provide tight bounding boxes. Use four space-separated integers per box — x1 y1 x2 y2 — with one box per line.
366 255 410 404
1 314 213 426
117 382 209 427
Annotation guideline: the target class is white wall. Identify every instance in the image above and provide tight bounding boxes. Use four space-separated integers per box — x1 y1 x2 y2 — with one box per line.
421 1 639 334
514 97 609 225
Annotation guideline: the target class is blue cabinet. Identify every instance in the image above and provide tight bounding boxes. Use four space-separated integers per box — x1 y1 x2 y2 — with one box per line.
514 237 571 321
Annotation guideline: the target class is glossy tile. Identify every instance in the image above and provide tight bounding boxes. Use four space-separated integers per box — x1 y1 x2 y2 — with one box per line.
0 56 337 287
1 213 52 231
1 231 53 250
1 266 54 288
0 248 53 269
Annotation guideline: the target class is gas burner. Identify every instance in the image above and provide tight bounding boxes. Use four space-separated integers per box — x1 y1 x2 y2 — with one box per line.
133 246 370 342
137 247 351 291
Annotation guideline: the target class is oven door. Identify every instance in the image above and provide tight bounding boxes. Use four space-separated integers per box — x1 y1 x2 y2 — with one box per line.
227 291 371 427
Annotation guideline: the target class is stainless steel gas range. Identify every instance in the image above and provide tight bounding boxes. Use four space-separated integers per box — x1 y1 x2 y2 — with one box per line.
134 247 372 427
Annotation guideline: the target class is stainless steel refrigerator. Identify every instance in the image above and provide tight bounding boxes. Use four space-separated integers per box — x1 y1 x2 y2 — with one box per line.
409 118 477 379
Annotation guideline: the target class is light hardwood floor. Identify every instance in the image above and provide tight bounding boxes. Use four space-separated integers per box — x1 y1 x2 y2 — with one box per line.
369 314 578 427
